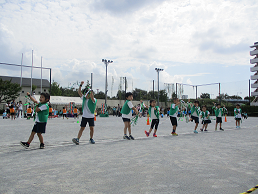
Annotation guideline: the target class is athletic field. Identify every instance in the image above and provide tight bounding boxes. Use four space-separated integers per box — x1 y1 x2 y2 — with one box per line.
0 116 257 194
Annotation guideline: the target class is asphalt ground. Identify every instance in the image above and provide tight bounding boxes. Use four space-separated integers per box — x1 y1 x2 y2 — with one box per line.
0 115 257 194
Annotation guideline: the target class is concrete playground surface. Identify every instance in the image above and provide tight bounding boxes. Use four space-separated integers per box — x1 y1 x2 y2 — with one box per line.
0 116 257 194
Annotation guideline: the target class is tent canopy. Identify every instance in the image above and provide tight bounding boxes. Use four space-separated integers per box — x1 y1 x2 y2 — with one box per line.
34 95 82 105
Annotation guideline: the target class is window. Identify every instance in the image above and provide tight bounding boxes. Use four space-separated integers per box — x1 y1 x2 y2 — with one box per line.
44 89 46 92
22 91 24 93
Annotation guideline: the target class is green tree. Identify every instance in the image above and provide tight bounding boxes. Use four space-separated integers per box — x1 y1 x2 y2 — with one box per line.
32 84 37 92
0 78 22 103
132 88 148 100
159 89 168 104
95 91 106 99
200 93 210 99
50 82 62 96
244 96 255 102
228 95 242 99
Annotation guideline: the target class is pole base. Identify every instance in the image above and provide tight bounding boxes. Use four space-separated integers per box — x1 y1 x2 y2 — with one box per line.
100 113 109 117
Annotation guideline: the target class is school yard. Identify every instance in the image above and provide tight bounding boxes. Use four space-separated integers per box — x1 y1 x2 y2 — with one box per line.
0 115 257 194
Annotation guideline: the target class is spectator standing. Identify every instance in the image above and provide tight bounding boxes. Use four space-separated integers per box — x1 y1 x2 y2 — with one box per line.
117 104 121 117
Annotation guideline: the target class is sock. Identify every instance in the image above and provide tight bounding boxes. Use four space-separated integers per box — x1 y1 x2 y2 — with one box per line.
172 130 175 133
124 134 127 136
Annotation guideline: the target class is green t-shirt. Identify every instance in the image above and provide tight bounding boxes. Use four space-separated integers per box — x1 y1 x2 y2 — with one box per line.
36 103 49 123
121 100 132 115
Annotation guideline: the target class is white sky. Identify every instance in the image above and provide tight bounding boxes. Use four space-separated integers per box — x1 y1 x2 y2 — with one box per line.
0 0 257 99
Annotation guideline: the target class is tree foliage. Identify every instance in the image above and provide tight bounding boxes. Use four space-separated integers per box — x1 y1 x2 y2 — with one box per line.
50 80 91 97
32 84 37 92
217 93 242 100
200 93 210 99
95 91 106 99
0 78 22 103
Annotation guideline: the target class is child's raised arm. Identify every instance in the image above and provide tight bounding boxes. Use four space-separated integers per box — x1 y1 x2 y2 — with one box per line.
90 90 95 103
27 92 38 104
78 81 84 97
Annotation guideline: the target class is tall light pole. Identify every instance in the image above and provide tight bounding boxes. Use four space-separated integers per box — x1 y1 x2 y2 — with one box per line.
155 68 163 106
102 59 113 106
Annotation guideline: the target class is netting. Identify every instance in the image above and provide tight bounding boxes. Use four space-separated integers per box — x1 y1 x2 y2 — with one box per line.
2 64 250 100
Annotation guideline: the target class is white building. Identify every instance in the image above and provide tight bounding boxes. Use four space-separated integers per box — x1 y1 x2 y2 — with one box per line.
250 42 258 106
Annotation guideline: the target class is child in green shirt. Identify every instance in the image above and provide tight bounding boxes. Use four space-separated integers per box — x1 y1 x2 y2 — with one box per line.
200 105 211 131
169 98 181 136
121 92 139 140
145 99 160 137
20 92 50 149
234 104 242 128
73 81 97 145
188 99 200 134
212 102 227 131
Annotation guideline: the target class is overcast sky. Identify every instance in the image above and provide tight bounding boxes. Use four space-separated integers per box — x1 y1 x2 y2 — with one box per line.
0 0 257 99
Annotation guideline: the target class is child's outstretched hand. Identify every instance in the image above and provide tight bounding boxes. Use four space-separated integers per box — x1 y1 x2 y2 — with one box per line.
27 92 30 96
80 81 84 85
188 99 190 103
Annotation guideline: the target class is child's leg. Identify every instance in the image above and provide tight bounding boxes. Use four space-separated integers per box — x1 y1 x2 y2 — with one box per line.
124 122 129 135
77 127 86 139
215 122 218 129
37 133 44 144
235 120 237 126
153 120 159 134
63 114 64 119
128 122 132 135
173 125 177 132
90 126 94 139
205 124 208 130
194 123 198 131
149 119 156 134
27 131 36 143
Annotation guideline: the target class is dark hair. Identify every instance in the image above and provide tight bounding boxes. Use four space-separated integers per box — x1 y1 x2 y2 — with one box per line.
125 92 133 99
150 99 156 104
49 104 52 108
10 105 13 108
194 100 199 104
40 93 50 102
217 103 221 106
63 107 65 109
29 106 31 108
236 104 240 106
82 88 89 95
75 106 77 108
202 105 207 108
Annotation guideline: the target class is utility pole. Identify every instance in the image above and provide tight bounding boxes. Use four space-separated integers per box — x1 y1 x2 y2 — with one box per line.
155 68 164 106
102 59 113 106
